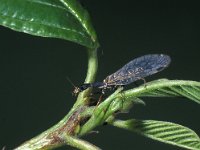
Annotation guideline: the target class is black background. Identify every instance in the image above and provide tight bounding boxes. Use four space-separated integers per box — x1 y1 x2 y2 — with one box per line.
0 1 200 150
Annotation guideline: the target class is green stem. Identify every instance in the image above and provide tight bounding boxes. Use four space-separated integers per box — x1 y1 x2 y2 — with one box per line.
64 135 101 150
84 48 98 83
108 119 134 130
75 48 98 106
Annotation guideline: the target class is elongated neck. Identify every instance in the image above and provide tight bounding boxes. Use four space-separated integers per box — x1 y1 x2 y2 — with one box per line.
79 82 105 91
79 83 91 91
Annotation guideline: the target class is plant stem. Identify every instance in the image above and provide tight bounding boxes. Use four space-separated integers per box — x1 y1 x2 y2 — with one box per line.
64 135 101 150
75 48 98 106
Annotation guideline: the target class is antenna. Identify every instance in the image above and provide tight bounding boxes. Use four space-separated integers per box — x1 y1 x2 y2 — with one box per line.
66 76 76 88
66 76 81 96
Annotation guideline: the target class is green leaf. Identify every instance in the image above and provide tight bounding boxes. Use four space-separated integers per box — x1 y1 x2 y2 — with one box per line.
111 119 200 150
123 79 200 104
0 0 99 48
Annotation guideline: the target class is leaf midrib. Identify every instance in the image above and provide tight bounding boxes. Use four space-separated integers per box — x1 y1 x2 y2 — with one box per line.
0 13 90 39
27 0 68 12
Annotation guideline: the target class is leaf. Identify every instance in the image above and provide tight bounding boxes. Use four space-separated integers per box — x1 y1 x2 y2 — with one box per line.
111 119 200 150
0 0 99 48
123 79 200 104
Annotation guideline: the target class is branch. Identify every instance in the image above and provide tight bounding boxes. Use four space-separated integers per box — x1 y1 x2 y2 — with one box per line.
64 135 102 150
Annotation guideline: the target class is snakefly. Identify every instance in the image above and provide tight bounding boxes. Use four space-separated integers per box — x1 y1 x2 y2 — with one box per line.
73 54 171 96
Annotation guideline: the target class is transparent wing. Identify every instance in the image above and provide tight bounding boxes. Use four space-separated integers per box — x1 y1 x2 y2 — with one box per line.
104 54 171 85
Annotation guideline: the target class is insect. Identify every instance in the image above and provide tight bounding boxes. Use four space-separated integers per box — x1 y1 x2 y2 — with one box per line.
73 54 171 96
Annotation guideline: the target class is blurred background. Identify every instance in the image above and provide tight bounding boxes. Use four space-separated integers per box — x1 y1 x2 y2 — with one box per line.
0 1 200 149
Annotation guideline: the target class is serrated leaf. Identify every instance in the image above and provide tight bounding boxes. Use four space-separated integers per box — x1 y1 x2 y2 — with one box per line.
0 0 98 48
111 119 200 150
123 79 200 104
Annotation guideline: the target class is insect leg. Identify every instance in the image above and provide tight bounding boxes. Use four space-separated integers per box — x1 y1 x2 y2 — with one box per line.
96 94 103 106
141 78 147 87
135 77 147 87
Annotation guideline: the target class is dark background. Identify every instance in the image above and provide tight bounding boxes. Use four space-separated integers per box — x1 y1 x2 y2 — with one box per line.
0 1 200 150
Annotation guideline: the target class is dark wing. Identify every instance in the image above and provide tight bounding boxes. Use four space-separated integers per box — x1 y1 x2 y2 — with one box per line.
104 54 171 85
